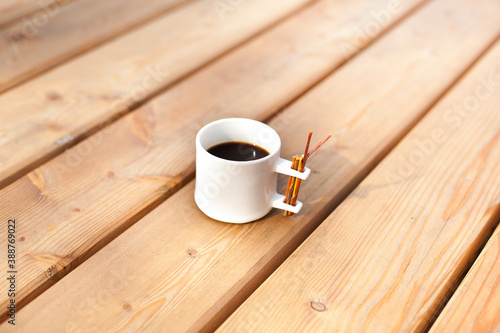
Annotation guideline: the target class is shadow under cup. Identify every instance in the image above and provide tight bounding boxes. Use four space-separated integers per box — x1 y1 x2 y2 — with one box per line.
195 118 282 223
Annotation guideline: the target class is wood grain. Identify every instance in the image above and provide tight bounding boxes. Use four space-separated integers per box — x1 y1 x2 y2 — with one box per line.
0 0 311 189
0 0 428 321
430 224 500 333
219 31 500 333
0 0 190 93
0 0 75 28
5 0 500 331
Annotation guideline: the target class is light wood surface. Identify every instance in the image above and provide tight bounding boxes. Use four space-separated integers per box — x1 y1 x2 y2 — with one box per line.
430 224 500 333
0 0 75 28
0 0 190 93
0 0 428 320
219 31 500 333
6 0 500 331
0 0 311 189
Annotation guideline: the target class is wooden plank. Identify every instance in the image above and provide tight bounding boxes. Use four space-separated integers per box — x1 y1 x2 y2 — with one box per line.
430 224 500 332
0 0 428 320
219 33 500 333
0 0 191 93
0 0 311 190
5 0 500 331
0 0 75 29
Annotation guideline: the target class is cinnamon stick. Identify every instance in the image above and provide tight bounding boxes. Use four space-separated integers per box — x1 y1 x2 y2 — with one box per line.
288 155 304 216
283 155 298 215
284 133 332 216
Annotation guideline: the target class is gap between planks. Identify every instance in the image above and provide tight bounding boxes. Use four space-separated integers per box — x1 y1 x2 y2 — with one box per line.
429 221 500 332
423 213 500 331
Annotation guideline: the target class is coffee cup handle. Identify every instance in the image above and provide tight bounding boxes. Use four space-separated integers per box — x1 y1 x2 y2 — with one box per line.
272 158 311 214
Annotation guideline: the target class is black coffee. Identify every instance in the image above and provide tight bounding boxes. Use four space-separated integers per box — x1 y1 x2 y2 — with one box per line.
207 142 269 161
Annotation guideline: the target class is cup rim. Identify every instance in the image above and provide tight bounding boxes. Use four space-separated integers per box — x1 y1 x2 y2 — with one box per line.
196 118 281 165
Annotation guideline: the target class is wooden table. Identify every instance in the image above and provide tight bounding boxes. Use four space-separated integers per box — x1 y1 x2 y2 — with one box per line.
1 0 500 331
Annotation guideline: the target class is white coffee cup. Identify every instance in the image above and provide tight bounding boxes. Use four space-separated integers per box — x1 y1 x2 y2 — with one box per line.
195 118 310 223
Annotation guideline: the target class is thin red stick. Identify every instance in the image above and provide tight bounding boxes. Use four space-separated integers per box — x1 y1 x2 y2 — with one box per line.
307 135 332 158
302 131 313 167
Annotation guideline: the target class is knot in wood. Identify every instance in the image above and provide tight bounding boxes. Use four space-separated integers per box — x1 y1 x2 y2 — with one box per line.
310 300 327 312
186 248 198 258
